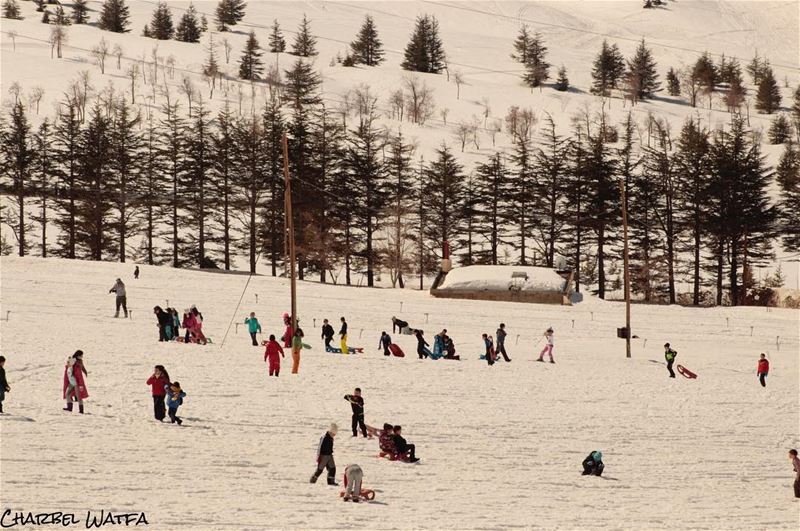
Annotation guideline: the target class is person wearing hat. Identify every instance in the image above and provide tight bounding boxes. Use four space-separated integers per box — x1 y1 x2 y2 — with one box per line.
63 350 89 414
664 343 677 378
311 424 339 485
245 312 262 346
342 464 364 502
757 353 769 387
537 327 555 363
581 451 604 476
109 278 127 318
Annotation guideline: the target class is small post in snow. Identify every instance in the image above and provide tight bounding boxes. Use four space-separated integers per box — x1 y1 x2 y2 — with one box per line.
3 310 10 321
425 313 429 323
726 317 729 328
571 319 575 329
129 311 133 320
643 339 648 348
235 323 239 334
750 326 754 336
591 312 594 321
313 318 317 328
515 334 520 346
776 336 781 351
166 299 169 307
255 293 258 304
359 329 364 339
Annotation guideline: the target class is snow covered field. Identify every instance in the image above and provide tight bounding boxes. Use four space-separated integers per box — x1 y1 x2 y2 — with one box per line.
1 256 798 529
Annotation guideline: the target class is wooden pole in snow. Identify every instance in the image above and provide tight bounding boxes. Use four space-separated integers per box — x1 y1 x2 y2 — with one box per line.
620 179 631 359
282 133 297 337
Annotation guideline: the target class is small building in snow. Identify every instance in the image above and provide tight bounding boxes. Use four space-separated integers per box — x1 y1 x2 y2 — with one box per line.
430 265 574 305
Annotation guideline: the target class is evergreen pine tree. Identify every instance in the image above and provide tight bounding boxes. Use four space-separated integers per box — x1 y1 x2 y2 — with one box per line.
384 132 415 287
98 0 130 33
2 0 21 19
32 119 54 257
159 102 188 267
52 98 82 258
674 117 711 306
232 113 267 274
626 39 659 99
554 66 569 91
259 94 285 276
768 114 792 144
776 141 800 251
590 40 626 96
533 116 569 267
54 6 70 26
472 152 508 265
238 30 264 80
746 52 768 85
506 119 536 264
510 24 532 63
147 1 174 40
184 99 213 267
724 72 746 112
563 125 592 291
268 19 286 53
666 67 680 96
1 102 33 256
692 52 718 108
422 144 465 257
215 0 246 31
211 102 234 269
291 13 318 57
175 3 202 43
755 67 782 114
401 14 445 74
137 113 166 265
350 15 384 66
108 97 142 262
522 32 549 89
72 0 88 24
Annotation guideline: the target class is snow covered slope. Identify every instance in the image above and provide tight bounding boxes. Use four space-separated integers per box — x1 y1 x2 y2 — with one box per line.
0 256 798 529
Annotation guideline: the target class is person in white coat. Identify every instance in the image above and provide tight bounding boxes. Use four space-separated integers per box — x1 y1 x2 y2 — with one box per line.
109 279 127 318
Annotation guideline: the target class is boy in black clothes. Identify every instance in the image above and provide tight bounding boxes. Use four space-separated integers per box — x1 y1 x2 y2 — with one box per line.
0 356 9 413
392 425 419 462
310 424 338 485
321 319 335 350
378 332 392 356
345 389 368 437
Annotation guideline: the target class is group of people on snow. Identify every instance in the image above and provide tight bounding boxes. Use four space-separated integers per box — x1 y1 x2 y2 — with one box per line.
154 305 206 344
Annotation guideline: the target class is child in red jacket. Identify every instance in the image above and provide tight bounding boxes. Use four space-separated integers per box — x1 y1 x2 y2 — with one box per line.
264 334 285 377
757 353 769 387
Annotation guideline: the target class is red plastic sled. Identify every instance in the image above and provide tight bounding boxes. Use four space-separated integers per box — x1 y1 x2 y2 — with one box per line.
389 344 405 357
677 364 697 379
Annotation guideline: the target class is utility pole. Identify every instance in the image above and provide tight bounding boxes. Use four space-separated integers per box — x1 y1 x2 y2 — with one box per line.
282 133 297 334
620 179 631 358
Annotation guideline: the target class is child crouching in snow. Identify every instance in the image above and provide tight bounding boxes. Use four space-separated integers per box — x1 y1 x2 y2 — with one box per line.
342 464 364 502
166 382 186 425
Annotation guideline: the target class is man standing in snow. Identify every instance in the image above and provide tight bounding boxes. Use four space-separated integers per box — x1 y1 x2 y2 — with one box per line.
345 388 367 438
379 332 392 356
339 317 349 354
109 278 127 318
789 449 800 498
134 266 139 279
311 424 338 485
321 319 335 351
496 323 511 362
664 343 677 378
757 353 769 387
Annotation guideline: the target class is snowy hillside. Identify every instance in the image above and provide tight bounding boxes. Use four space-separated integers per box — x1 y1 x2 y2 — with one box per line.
0 256 798 529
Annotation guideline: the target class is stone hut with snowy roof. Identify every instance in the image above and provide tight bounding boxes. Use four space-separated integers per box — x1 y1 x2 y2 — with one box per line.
430 265 574 305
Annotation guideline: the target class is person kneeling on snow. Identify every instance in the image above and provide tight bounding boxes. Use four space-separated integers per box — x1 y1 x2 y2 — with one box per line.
311 424 338 485
392 425 419 462
582 451 604 476
342 464 364 502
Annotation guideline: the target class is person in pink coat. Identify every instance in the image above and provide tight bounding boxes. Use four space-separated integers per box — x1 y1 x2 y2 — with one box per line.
181 310 197 342
63 350 88 414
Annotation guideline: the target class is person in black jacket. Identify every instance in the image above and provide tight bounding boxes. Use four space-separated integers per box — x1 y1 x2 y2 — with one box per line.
496 323 511 362
379 332 392 356
321 319 335 350
581 451 604 476
345 389 367 437
392 426 419 462
311 424 339 485
153 306 171 342
0 356 9 414
392 316 409 334
415 330 430 359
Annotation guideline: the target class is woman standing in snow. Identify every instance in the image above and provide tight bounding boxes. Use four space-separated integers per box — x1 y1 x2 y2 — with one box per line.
146 365 171 421
63 350 88 413
537 327 555 363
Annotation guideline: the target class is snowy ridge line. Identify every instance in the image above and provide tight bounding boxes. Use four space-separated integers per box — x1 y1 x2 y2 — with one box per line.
420 0 800 73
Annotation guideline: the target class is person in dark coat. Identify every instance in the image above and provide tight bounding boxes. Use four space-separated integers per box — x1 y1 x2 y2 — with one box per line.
392 425 419 462
153 306 170 342
392 316 409 334
311 424 339 485
0 356 9 414
134 266 139 279
415 330 431 359
321 319 335 350
379 332 392 356
345 388 367 438
582 451 604 476
496 323 511 362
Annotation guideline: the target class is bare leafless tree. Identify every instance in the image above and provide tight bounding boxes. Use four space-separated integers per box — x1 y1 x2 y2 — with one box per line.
403 75 435 125
490 118 502 146
113 43 123 69
166 55 176 79
454 122 471 152
388 89 404 121
91 38 110 74
338 89 353 127
470 117 481 149
27 86 44 114
181 75 196 116
453 70 465 100
50 24 67 59
439 107 449 125
8 30 17 51
505 105 536 140
222 37 232 64
480 97 491 128
126 63 140 103
8 82 22 105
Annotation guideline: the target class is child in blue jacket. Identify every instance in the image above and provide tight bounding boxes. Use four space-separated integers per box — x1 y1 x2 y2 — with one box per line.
166 382 186 425
245 312 262 346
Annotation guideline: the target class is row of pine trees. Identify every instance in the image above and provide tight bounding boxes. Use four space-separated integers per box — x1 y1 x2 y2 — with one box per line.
1 72 798 304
